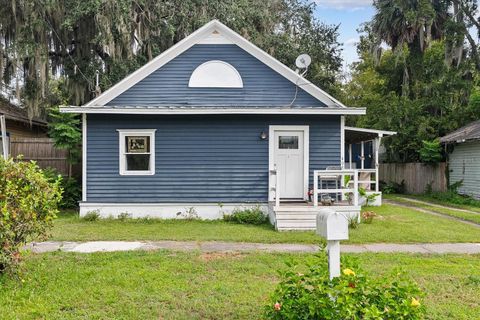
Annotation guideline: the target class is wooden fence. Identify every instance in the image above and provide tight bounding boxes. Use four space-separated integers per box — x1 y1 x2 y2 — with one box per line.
379 162 447 194
10 137 70 176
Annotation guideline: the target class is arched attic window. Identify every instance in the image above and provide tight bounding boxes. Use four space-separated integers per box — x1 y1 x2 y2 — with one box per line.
188 60 243 88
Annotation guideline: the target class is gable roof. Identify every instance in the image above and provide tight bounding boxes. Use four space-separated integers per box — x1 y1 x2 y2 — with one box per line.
440 120 480 144
62 20 365 115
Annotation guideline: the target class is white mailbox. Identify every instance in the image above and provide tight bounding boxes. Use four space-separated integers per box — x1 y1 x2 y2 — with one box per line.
316 209 349 241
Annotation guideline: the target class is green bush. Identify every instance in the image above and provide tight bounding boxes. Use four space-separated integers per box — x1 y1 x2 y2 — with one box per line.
265 252 425 319
42 168 81 209
0 158 61 274
223 206 268 225
381 180 406 194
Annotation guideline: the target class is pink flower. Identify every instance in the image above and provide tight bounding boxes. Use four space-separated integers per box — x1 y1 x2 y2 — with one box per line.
274 302 281 311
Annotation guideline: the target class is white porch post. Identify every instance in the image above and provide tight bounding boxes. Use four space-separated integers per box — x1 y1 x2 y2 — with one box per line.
0 115 7 160
360 141 365 169
348 144 352 169
375 135 382 192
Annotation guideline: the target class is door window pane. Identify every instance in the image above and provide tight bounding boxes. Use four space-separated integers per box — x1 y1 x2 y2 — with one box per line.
279 136 299 149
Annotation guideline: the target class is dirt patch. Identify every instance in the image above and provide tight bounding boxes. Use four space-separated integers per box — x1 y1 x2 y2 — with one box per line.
198 252 245 262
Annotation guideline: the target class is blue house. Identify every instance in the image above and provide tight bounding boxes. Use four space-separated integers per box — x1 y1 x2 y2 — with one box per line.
62 20 393 230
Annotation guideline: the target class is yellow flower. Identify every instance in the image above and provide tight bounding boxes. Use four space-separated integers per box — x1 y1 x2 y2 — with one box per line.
411 297 421 307
342 268 355 276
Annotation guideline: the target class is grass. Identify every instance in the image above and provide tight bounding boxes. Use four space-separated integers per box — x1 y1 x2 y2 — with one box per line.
50 203 480 244
392 193 480 214
386 194 480 224
0 251 478 319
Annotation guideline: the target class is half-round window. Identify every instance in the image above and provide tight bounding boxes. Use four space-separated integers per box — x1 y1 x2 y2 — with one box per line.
188 60 243 88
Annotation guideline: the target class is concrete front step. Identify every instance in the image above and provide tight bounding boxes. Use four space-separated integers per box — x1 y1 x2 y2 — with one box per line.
273 205 361 231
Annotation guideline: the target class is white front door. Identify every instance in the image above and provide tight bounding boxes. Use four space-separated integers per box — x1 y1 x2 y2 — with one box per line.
273 130 305 199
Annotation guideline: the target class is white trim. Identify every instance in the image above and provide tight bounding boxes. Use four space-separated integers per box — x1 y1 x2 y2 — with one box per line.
0 115 8 159
79 202 268 220
268 125 309 201
82 114 87 201
84 20 348 108
344 126 397 136
61 107 366 115
188 60 243 88
117 129 156 175
340 116 345 169
198 31 234 44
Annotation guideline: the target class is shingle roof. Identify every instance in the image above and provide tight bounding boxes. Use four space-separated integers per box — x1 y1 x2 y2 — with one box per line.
0 99 47 127
440 120 480 143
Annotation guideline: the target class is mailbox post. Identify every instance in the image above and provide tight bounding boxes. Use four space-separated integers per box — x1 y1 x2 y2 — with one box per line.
316 208 349 279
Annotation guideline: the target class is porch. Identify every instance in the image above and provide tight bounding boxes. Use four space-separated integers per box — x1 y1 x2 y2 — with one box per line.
269 126 396 231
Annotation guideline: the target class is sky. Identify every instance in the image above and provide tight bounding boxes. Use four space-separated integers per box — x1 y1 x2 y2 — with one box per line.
313 0 375 70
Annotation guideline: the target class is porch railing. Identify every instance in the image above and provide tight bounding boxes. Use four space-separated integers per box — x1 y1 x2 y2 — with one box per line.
313 169 359 207
355 169 379 192
270 167 280 207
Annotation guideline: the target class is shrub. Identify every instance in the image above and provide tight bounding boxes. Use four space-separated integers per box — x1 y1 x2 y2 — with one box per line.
381 180 406 194
43 168 81 209
82 210 100 221
0 158 61 274
223 206 267 225
265 252 426 319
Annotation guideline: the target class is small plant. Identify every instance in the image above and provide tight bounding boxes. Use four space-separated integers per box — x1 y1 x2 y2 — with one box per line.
0 158 62 274
359 187 380 206
361 211 377 224
348 215 359 229
223 206 267 225
118 212 132 221
265 252 426 319
82 210 100 221
176 207 199 220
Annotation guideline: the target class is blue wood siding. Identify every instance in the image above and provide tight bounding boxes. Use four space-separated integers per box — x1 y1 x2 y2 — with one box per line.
86 114 340 203
107 44 326 108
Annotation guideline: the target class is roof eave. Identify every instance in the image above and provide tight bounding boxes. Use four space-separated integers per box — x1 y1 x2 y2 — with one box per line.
60 106 366 115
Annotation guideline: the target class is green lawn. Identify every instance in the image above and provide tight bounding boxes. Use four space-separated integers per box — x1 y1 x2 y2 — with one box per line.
50 203 480 244
0 251 478 319
386 194 480 224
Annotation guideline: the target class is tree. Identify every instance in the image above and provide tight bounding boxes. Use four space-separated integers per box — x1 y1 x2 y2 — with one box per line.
0 0 342 117
344 1 480 162
47 108 81 177
419 139 443 163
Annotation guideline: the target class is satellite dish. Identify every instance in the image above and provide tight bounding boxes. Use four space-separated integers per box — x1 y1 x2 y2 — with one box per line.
295 54 311 69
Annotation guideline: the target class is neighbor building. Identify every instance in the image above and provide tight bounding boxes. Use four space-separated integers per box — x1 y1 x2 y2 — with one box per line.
440 120 480 199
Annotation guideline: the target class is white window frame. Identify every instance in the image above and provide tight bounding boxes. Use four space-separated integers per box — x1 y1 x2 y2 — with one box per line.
117 129 156 175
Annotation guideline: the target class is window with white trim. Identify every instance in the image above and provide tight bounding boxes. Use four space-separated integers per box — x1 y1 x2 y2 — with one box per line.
117 129 156 175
